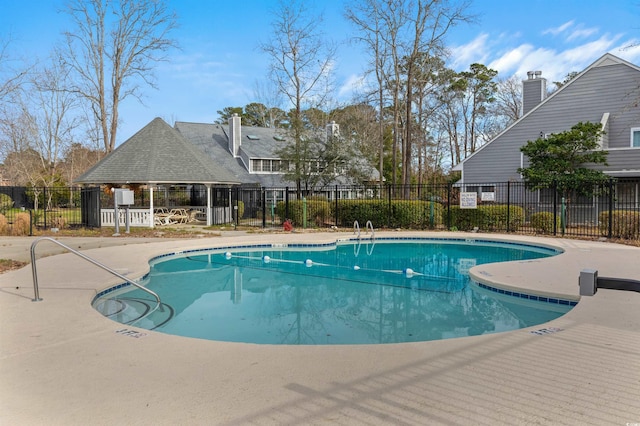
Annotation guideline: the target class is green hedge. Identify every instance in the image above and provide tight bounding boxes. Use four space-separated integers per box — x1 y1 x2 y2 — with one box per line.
599 210 640 239
530 212 560 234
333 199 443 229
275 199 444 229
449 205 524 232
333 199 389 228
275 199 330 227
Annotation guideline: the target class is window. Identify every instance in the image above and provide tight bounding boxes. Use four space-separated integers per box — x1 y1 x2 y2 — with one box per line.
251 159 262 172
632 127 640 148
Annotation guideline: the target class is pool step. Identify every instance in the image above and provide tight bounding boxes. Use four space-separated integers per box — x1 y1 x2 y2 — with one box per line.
93 297 174 329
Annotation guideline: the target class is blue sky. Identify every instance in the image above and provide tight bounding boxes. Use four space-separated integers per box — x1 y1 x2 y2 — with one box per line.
2 0 639 146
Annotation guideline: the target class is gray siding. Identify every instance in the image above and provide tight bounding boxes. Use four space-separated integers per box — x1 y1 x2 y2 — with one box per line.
462 60 640 183
591 148 640 172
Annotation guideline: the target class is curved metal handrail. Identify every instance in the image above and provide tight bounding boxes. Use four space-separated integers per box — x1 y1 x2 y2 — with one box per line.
353 220 361 239
30 237 161 308
365 220 375 240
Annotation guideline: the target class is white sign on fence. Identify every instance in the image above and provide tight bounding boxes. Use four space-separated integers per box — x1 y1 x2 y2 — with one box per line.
460 192 478 209
481 192 495 202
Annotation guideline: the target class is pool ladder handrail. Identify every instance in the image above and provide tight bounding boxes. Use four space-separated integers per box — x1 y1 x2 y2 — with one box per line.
353 220 375 240
30 236 161 307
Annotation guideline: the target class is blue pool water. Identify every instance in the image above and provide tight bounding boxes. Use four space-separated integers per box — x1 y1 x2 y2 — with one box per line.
93 239 574 345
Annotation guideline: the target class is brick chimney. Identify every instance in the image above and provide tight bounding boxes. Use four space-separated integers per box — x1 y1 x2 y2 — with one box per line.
522 71 547 115
228 113 241 157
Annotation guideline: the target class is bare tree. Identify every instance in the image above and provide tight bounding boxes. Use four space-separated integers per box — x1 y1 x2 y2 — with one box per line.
61 0 177 153
260 0 336 194
401 0 472 190
493 75 522 124
252 80 286 128
0 35 28 107
345 0 398 184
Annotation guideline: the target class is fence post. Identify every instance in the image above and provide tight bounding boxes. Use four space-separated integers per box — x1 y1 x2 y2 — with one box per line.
506 181 511 233
43 187 47 229
552 182 558 236
387 185 392 228
285 187 289 223
261 188 266 228
447 184 452 230
234 187 239 228
334 185 338 227
607 178 614 239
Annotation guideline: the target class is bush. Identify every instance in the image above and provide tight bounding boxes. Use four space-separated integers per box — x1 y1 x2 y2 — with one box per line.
12 212 31 236
275 199 330 227
237 200 245 220
389 200 443 228
51 215 67 229
333 199 389 228
530 212 559 234
599 210 640 239
0 214 8 234
333 199 443 229
0 193 13 213
449 205 524 232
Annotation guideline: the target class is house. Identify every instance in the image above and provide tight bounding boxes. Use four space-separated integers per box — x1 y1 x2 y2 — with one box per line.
75 114 372 226
454 53 640 196
175 114 359 188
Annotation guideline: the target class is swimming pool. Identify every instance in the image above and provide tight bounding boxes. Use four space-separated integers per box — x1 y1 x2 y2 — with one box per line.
93 238 575 345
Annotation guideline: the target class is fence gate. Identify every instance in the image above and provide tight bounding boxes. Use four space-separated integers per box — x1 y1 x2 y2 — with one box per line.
81 187 101 228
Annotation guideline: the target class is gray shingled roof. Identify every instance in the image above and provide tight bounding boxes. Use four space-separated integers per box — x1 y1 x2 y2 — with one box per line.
175 121 293 186
75 118 239 185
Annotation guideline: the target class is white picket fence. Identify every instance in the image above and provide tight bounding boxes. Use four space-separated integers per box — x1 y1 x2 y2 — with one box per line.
100 206 230 227
101 209 153 227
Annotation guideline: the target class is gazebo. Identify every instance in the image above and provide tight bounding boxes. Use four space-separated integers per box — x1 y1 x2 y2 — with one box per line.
75 117 240 227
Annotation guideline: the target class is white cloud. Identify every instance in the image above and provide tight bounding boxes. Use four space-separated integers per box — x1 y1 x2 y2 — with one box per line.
449 33 490 70
543 21 574 36
338 73 366 98
488 44 535 74
566 26 599 42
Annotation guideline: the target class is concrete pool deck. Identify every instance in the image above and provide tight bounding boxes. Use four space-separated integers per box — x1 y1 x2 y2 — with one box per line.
1 231 638 425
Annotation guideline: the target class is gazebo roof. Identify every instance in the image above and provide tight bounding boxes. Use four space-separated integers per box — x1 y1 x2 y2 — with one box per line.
75 117 239 185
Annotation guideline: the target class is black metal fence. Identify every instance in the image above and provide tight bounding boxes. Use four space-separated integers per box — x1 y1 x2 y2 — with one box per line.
233 178 640 241
0 186 101 234
1 179 638 241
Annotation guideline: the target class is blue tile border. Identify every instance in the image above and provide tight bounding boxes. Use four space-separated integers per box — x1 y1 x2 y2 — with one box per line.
475 282 578 306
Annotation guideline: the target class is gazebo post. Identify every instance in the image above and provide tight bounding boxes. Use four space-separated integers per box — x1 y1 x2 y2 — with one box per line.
149 186 155 228
206 184 212 226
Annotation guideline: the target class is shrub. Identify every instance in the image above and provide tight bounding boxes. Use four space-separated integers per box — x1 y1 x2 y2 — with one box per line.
332 199 442 229
449 205 524 232
530 212 559 234
12 212 31 236
333 199 389 228
0 214 8 234
237 200 245 219
51 215 67 229
275 199 331 227
599 210 640 239
0 193 13 213
389 200 443 228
